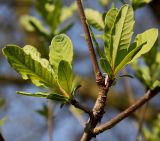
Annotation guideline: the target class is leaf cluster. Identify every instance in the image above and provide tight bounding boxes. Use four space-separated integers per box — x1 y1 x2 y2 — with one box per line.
85 4 158 81
3 34 78 104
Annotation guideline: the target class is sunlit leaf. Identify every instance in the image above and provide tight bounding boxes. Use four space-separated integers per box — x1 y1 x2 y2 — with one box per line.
85 8 104 31
60 2 77 22
131 28 158 62
17 91 49 98
131 0 152 10
49 34 73 73
104 8 118 63
20 15 49 35
111 5 134 68
3 45 59 90
58 60 73 95
114 42 146 74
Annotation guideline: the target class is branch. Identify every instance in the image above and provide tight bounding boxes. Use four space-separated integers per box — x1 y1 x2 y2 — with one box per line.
93 89 160 135
70 99 92 116
76 1 113 140
76 0 102 80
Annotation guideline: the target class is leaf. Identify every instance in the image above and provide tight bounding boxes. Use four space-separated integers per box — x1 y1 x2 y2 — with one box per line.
132 28 158 62
119 74 134 78
104 8 118 63
17 91 49 98
47 93 68 102
3 45 59 90
151 80 160 90
58 60 73 95
114 42 145 74
99 58 113 78
60 2 77 22
20 15 49 35
85 8 104 31
88 26 105 58
49 34 73 73
111 5 134 68
131 0 152 10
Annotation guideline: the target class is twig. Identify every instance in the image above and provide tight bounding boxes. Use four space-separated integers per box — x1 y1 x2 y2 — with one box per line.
93 89 159 135
70 99 91 116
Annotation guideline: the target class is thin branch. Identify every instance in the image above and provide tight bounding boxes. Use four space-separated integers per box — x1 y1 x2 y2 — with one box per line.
93 89 159 135
76 0 102 79
70 99 91 116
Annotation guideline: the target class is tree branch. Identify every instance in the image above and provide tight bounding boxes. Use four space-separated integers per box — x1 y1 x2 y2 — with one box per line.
93 89 160 135
76 1 113 140
76 0 101 80
70 99 92 116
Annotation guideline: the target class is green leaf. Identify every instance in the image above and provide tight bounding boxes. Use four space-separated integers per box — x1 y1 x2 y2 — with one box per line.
85 8 104 31
114 42 146 74
104 8 118 63
132 28 158 62
151 80 160 90
131 0 152 10
3 45 59 90
89 26 105 58
49 34 73 73
99 58 113 78
20 15 49 35
47 93 68 102
111 5 134 69
17 91 49 98
60 2 77 23
58 60 73 95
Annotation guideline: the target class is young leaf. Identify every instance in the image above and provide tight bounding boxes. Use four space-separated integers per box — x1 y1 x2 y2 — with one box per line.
131 0 152 10
99 58 113 78
3 45 59 90
111 5 134 68
89 26 105 58
60 2 77 23
85 8 104 31
114 42 146 74
17 91 49 98
131 28 158 62
104 8 118 63
49 34 73 72
47 93 68 102
58 60 73 95
20 15 49 35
